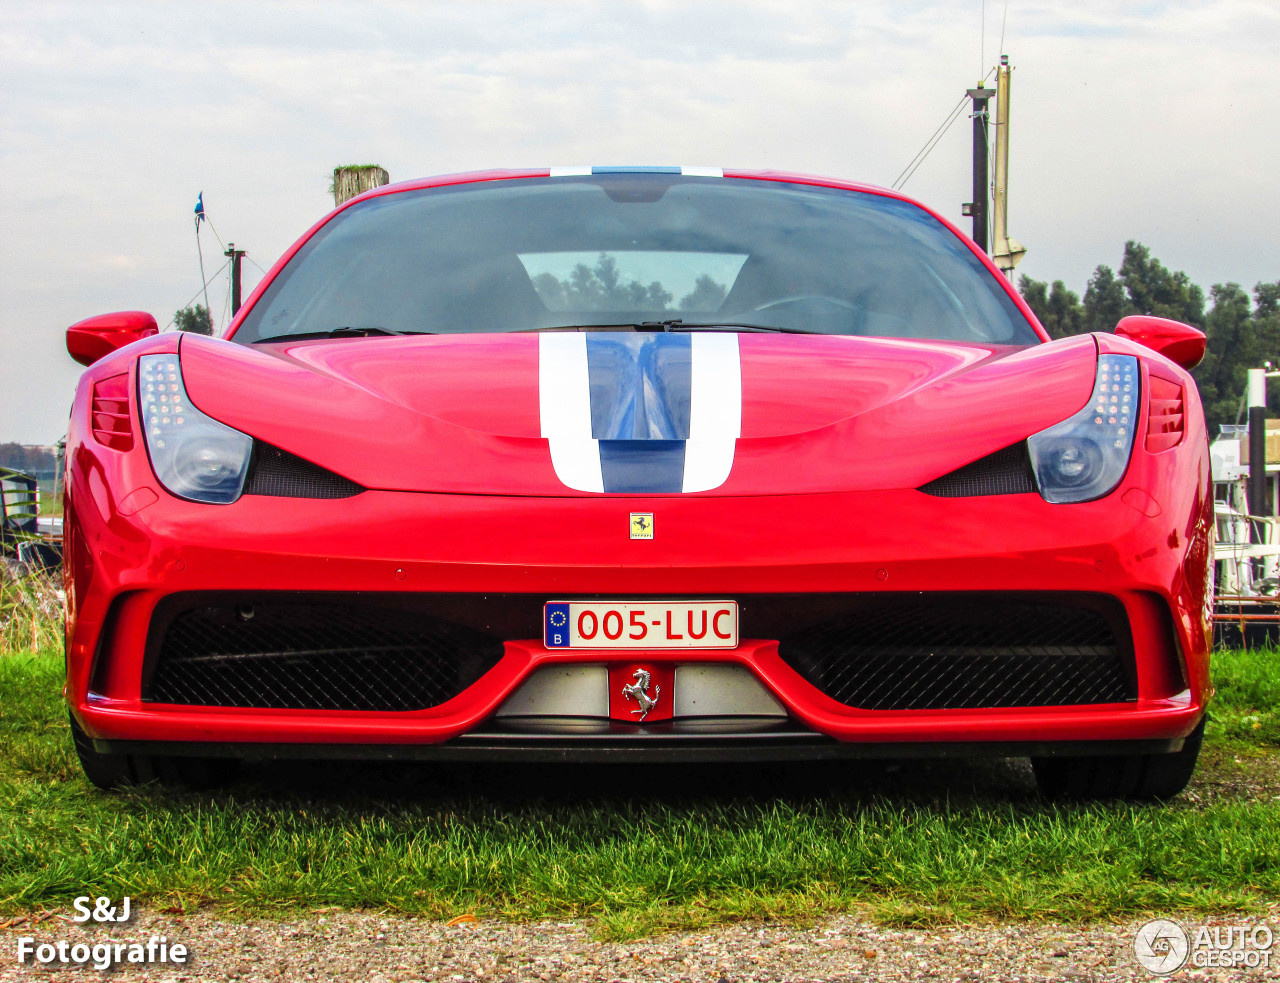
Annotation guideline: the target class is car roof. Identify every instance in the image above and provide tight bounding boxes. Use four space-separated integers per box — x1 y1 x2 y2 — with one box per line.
341 166 912 210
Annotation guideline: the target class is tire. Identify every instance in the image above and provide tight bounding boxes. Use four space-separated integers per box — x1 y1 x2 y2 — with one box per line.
69 714 240 791
1031 718 1205 801
69 713 139 790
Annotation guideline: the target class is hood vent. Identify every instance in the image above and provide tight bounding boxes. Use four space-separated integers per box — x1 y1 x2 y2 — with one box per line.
243 443 364 499
919 442 1037 498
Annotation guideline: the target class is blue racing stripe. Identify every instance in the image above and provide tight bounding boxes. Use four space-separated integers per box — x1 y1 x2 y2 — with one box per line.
591 165 682 174
585 331 692 492
585 333 691 440
599 440 686 493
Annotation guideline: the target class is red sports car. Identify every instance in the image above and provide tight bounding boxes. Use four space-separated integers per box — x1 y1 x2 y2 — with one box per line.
62 167 1213 798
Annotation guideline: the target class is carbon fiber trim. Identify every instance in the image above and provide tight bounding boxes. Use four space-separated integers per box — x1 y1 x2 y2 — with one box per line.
919 442 1037 497
242 442 364 499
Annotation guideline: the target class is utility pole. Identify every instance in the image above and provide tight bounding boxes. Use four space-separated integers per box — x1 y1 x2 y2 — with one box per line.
962 84 993 253
990 55 1027 276
1247 366 1278 521
224 243 246 316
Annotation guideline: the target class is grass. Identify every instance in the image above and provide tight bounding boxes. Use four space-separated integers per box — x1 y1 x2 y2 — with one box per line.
1 639 1279 938
1207 643 1280 745
0 568 61 655
37 490 62 517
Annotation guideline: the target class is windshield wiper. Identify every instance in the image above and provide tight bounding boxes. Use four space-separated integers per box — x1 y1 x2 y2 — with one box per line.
518 320 819 334
251 326 420 343
662 320 819 334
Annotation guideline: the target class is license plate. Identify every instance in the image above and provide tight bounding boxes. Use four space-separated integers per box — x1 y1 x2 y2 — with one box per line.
544 600 738 649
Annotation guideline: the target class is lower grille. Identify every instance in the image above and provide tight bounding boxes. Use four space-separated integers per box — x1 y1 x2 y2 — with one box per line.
142 591 1134 714
777 596 1134 710
147 600 503 711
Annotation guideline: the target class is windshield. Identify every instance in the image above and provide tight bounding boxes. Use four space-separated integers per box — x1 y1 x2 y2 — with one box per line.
232 175 1038 344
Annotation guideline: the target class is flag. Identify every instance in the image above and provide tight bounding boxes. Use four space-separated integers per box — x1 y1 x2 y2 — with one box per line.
193 192 205 222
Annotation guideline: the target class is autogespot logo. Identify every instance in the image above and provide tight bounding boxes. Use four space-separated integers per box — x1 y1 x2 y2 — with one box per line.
1134 920 1190 975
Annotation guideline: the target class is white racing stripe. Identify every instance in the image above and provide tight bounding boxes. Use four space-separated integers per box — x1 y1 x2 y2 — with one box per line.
680 166 724 177
539 332 603 492
549 166 592 177
683 333 742 492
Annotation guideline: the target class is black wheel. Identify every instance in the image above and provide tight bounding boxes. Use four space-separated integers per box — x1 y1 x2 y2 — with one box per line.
69 714 240 791
69 712 140 790
1031 719 1205 801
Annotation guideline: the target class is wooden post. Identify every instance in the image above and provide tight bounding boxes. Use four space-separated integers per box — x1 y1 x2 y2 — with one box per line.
332 166 390 207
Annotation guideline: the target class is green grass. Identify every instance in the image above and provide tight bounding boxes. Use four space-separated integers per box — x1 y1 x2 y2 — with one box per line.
1 646 1278 938
0 569 61 655
1207 643 1280 745
37 490 61 517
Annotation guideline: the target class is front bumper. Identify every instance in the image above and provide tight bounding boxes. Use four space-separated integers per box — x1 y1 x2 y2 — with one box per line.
66 464 1212 753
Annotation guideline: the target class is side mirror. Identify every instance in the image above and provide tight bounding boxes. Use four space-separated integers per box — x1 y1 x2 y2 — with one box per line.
1115 315 1206 370
66 311 159 367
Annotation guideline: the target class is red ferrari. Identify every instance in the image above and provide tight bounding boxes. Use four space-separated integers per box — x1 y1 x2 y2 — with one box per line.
62 167 1213 798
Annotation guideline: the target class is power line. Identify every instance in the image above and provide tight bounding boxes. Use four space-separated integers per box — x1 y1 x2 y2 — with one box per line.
195 223 211 316
162 259 231 331
891 68 995 191
894 100 969 191
891 94 968 189
204 217 227 253
220 265 232 335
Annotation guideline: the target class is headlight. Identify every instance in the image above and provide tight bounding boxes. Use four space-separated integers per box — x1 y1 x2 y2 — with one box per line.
1028 353 1139 504
138 354 252 504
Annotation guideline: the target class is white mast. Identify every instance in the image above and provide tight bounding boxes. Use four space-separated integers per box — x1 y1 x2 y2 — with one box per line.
991 55 1026 277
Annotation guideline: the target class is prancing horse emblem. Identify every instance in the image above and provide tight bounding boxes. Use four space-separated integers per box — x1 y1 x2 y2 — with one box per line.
621 668 660 721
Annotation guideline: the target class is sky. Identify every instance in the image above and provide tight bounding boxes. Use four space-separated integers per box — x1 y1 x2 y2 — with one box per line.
1 0 1277 443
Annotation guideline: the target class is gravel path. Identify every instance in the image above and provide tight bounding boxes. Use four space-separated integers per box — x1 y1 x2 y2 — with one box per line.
5 908 1278 982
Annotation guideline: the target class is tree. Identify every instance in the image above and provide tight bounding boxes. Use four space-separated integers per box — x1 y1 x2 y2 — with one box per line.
530 253 674 311
1254 280 1280 421
1117 241 1205 327
1194 282 1254 430
0 443 54 473
175 304 213 335
679 274 728 312
1018 277 1082 339
1018 242 1277 437
1081 264 1128 335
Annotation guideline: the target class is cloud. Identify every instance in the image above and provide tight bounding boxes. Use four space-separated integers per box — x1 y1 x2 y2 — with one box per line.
1 0 1277 441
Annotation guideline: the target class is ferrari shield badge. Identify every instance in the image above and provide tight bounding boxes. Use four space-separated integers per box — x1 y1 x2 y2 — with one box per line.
630 513 654 539
621 668 660 721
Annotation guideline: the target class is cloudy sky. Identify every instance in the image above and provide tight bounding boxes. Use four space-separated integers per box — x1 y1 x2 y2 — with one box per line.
2 0 1276 443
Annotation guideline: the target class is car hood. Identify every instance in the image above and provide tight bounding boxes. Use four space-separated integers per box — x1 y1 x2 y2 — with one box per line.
180 331 1098 496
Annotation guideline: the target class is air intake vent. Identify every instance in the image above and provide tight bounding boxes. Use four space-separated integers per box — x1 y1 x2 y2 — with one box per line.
91 373 133 451
918 443 1036 497
777 595 1135 711
147 600 503 711
242 443 364 499
1146 375 1184 452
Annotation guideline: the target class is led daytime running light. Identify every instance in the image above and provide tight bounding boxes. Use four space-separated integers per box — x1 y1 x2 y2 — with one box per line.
139 354 252 504
1028 354 1140 504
